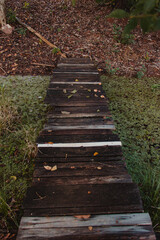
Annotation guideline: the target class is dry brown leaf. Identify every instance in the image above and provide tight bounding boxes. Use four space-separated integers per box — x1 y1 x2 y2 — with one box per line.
44 165 52 171
48 142 53 144
88 191 91 194
74 215 91 220
88 226 93 231
97 166 102 170
51 165 57 171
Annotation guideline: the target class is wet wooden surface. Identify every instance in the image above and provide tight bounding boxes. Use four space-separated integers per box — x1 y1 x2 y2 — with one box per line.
17 58 155 239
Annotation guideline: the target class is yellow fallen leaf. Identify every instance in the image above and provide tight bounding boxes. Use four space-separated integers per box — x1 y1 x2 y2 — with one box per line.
86 96 90 98
75 79 79 82
63 89 67 93
88 226 93 231
93 152 99 156
10 176 17 181
97 109 100 112
51 165 57 171
87 89 91 92
98 68 103 72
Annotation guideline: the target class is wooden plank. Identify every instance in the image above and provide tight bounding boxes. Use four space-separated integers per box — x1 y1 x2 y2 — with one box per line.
35 155 123 163
48 83 103 91
55 67 97 72
53 71 99 74
37 142 122 148
37 134 119 144
59 58 92 64
39 129 116 135
33 162 128 178
46 101 109 107
57 63 95 68
47 113 111 119
47 117 113 125
47 106 109 114
16 225 156 239
43 125 115 131
37 146 123 157
17 213 153 229
23 183 143 212
46 89 106 97
49 81 101 85
33 175 132 185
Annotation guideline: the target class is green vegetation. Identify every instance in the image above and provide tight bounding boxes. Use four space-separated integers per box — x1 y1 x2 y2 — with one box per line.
0 76 49 231
102 75 160 231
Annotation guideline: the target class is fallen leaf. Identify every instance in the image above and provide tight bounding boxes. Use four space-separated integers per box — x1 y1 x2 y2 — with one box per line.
94 89 98 92
74 215 91 220
68 94 73 99
94 94 98 97
99 83 102 85
87 89 91 92
71 89 77 94
100 95 105 98
97 167 102 170
48 142 53 144
93 152 99 156
97 109 100 112
98 68 103 72
75 79 79 82
88 226 93 231
51 165 57 171
48 130 52 132
71 166 75 169
86 96 90 98
63 89 67 93
88 191 91 194
10 176 17 181
44 165 52 171
61 111 70 115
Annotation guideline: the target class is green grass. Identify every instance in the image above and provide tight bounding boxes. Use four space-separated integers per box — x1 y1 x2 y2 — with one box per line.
102 75 160 231
0 76 49 233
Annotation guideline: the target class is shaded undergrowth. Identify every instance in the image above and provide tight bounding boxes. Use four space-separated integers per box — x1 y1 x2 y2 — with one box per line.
102 75 160 231
0 76 49 236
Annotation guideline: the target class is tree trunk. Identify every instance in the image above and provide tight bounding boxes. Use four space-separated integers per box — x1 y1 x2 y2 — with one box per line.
0 0 6 27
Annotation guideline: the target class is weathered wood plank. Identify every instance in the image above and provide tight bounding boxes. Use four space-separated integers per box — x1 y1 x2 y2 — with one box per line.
37 134 119 144
47 117 113 126
17 213 153 229
37 146 123 157
43 125 115 131
35 155 123 163
54 68 97 72
47 113 111 119
53 71 99 74
49 81 101 85
47 106 109 114
23 183 143 212
57 63 95 68
33 161 128 178
59 58 92 64
37 142 122 148
16 225 156 240
33 175 132 185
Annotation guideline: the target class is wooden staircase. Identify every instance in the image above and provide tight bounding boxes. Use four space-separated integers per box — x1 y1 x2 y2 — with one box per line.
16 58 156 239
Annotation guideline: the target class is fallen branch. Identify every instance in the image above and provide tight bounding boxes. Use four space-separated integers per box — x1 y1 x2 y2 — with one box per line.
0 66 6 74
31 62 55 67
16 17 66 58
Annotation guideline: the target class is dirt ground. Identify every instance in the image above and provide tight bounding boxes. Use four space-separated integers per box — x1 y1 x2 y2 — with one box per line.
0 0 160 77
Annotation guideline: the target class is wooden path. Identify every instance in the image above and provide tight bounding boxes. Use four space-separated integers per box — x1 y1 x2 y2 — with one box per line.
17 58 156 239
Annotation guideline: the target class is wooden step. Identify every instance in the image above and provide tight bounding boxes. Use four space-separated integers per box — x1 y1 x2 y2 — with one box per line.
16 213 156 240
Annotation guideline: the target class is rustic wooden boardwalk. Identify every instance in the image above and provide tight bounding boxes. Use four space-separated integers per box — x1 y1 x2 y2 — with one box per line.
17 58 156 239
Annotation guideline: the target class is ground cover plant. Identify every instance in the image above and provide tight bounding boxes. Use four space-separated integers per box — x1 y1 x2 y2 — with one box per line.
0 76 49 239
102 75 160 232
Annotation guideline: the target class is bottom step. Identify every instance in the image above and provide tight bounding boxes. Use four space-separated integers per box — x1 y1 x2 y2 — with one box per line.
17 213 155 239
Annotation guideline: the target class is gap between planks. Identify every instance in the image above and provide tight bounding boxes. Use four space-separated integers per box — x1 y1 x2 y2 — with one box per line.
37 141 122 148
